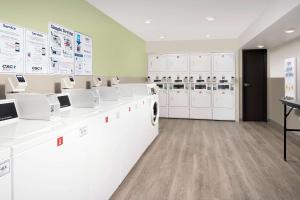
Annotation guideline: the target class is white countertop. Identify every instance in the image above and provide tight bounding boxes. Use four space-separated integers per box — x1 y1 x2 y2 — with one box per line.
0 95 150 155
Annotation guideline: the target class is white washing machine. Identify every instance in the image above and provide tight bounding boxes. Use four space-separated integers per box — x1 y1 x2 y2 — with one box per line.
168 74 189 118
0 147 11 200
148 73 168 118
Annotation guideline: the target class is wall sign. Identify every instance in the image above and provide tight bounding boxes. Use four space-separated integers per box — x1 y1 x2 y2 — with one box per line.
284 57 297 99
0 22 24 73
25 30 48 74
74 32 92 75
48 22 74 74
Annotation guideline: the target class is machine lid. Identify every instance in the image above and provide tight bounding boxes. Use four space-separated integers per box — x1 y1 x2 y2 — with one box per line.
57 95 71 109
0 100 18 125
16 75 26 83
0 120 61 139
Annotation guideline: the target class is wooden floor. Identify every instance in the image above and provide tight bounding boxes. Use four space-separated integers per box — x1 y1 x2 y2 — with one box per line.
111 119 300 200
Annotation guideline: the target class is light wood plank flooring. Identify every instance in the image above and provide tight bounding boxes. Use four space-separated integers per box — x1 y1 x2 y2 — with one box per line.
111 119 300 200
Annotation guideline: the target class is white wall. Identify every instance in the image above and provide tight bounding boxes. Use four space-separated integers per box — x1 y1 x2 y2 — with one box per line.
268 37 300 127
146 39 240 121
269 38 300 78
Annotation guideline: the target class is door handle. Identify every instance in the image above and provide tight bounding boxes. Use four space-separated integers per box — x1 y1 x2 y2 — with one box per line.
244 83 251 87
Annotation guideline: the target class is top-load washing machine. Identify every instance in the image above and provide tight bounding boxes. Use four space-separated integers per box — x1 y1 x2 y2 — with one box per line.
148 73 168 117
212 53 235 120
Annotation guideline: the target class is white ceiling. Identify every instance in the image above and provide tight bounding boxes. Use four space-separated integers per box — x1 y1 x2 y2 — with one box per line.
243 5 300 49
87 0 275 41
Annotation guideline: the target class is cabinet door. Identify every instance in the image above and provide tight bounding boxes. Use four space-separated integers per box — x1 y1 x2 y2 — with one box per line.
169 90 189 107
13 124 90 200
213 90 234 109
212 53 235 72
158 90 168 106
148 55 167 72
167 54 188 72
191 90 211 108
190 54 211 72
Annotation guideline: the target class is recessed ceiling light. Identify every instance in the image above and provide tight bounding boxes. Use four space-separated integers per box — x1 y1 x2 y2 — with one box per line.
285 28 295 34
160 36 165 39
206 34 211 38
257 45 264 49
144 20 152 24
206 16 215 21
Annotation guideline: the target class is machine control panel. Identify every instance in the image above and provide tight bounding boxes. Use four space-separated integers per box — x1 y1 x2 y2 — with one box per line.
0 160 10 177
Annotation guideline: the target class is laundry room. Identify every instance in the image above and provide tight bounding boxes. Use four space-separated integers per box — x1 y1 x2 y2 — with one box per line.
0 0 300 200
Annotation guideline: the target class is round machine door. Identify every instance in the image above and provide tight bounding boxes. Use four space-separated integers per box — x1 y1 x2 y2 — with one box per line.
151 100 159 125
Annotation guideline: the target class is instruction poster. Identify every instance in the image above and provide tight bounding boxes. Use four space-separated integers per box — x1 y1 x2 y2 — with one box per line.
0 22 24 73
74 32 92 75
25 30 48 74
48 23 74 74
284 57 297 99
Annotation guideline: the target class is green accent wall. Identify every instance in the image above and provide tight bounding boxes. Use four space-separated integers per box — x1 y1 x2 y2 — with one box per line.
0 0 147 77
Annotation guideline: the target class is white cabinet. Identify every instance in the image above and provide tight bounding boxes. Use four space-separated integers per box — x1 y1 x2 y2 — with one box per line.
13 123 90 200
167 54 188 72
0 148 10 200
212 53 235 73
148 55 167 72
190 54 211 72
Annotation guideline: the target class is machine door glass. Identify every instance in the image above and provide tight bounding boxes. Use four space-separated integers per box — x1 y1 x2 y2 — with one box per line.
213 54 234 72
190 54 211 72
173 84 184 89
213 90 234 108
169 90 189 107
149 55 167 72
195 84 206 90
191 90 211 108
167 55 188 72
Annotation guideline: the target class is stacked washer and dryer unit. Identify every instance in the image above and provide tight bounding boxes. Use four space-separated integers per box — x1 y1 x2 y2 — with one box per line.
148 53 235 121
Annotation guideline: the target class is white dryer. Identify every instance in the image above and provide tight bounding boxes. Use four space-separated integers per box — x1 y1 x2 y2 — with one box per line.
189 74 212 120
168 74 189 118
167 54 189 72
212 83 235 120
148 54 168 72
212 53 235 121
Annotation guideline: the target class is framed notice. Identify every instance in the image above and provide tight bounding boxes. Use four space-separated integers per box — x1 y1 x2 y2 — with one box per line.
74 32 92 75
25 29 48 74
284 57 297 99
48 22 74 74
0 22 24 73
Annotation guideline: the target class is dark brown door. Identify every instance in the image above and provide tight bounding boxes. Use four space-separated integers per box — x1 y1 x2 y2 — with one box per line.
243 49 267 121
